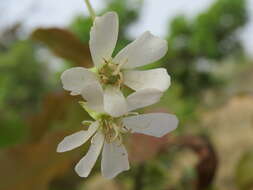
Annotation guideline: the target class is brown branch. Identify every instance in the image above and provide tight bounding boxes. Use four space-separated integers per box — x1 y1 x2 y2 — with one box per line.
134 163 145 190
170 135 218 190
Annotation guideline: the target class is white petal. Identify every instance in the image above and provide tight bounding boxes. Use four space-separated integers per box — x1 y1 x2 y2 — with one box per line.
113 31 168 69
57 121 99 153
123 113 178 137
123 68 170 91
127 89 163 111
90 12 119 67
61 67 98 95
75 132 104 178
101 141 129 179
81 81 104 113
104 86 128 117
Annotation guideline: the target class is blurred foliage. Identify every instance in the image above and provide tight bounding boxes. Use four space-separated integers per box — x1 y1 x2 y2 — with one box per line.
0 131 83 190
154 0 248 130
0 0 252 190
235 151 253 190
0 40 48 111
165 0 247 96
0 40 52 147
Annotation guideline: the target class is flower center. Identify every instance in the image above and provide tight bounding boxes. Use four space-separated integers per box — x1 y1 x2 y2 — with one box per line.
98 115 127 143
98 59 123 87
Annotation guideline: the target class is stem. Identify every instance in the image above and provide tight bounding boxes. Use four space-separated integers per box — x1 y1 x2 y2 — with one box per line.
84 0 96 21
134 164 145 190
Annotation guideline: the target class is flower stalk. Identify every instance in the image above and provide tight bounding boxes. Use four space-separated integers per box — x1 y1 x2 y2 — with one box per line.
84 0 96 21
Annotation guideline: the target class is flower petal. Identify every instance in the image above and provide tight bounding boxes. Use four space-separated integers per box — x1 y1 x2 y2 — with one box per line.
113 31 168 69
61 67 98 95
81 81 104 113
123 68 170 91
123 113 178 137
57 121 99 153
90 12 119 67
101 141 129 179
127 89 163 111
104 86 128 117
75 132 104 178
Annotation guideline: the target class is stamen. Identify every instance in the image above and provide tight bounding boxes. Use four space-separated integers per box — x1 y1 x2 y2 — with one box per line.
118 134 123 145
110 123 120 142
82 120 93 126
98 59 124 87
128 112 139 116
103 58 109 65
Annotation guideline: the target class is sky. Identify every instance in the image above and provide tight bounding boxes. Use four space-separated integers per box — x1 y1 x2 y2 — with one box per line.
1 0 253 56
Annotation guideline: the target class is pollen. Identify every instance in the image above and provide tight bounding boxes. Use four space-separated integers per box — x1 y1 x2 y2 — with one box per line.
98 59 123 87
98 115 127 144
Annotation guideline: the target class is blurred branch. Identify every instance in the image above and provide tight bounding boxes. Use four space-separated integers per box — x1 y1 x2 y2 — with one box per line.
166 135 218 190
31 28 93 67
129 134 217 190
134 164 145 190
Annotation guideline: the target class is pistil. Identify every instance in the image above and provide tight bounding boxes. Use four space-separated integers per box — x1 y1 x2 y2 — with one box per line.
98 115 126 144
98 59 124 87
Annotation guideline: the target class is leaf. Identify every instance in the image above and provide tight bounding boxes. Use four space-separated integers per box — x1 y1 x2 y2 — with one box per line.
235 151 253 190
31 28 93 67
26 91 79 141
0 131 83 190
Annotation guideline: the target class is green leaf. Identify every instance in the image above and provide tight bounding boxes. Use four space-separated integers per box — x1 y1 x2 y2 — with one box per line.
235 151 253 190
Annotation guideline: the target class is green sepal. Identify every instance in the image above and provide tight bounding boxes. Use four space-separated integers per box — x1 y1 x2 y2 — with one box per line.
79 101 102 120
89 66 98 73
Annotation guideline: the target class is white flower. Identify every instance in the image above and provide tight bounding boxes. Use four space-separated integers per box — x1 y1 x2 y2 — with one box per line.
58 10 178 179
57 99 178 179
61 11 170 117
79 79 164 118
